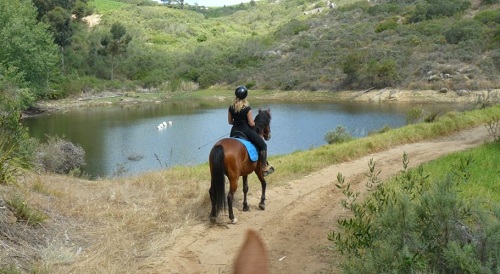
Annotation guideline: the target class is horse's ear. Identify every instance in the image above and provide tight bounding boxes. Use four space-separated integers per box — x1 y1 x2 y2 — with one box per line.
234 229 270 274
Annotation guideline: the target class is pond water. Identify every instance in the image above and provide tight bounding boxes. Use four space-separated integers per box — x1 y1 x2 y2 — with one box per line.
22 100 459 178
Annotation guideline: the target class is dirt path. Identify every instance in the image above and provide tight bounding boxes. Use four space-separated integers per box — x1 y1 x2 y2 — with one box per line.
158 126 491 274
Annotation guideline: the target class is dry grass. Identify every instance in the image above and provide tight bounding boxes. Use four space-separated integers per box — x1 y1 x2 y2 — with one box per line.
1 167 212 273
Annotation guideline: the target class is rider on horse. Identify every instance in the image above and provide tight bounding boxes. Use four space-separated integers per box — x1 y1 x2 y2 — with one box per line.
228 86 274 176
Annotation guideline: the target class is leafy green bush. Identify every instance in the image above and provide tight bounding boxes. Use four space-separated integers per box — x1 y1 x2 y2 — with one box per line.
324 126 354 144
274 19 310 38
444 19 485 44
410 0 471 22
474 9 500 24
374 18 398 33
330 154 500 273
406 106 424 124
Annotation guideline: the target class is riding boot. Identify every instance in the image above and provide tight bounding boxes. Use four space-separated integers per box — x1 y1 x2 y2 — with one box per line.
260 150 274 176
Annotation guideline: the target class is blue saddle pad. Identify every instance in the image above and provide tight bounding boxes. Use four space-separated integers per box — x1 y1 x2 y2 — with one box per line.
232 138 259 162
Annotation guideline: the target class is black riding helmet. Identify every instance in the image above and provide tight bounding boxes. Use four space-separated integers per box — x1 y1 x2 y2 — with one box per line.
235 86 248 100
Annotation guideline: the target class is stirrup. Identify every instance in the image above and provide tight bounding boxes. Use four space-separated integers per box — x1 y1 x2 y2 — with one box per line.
262 165 274 177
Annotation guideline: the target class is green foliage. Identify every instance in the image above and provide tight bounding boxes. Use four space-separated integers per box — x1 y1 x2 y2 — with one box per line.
374 17 398 33
275 18 310 38
406 105 424 124
98 22 132 80
0 0 58 94
410 0 471 22
365 58 400 88
482 0 500 4
324 126 354 144
0 108 37 169
5 0 500 93
485 117 500 142
330 151 500 273
367 124 391 136
43 6 73 48
92 0 131 13
444 19 485 44
6 194 47 226
0 139 25 185
474 9 500 25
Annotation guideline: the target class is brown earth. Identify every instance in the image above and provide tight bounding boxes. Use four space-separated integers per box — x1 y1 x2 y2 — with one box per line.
158 125 492 274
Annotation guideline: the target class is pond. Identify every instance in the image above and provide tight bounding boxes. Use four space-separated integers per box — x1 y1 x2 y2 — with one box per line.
22 100 459 179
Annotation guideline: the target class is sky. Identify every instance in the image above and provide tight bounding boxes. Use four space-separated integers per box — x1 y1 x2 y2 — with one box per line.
152 0 250 7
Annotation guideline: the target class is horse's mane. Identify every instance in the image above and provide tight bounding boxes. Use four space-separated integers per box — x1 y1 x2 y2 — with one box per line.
254 108 271 135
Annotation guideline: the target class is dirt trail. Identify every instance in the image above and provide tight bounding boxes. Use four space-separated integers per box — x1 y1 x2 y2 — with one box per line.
159 126 491 274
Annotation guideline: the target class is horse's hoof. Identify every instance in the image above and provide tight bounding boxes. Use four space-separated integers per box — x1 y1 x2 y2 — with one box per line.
230 218 238 224
243 206 249 212
259 203 265 210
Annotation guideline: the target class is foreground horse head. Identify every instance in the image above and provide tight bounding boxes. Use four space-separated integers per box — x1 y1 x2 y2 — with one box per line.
234 229 269 274
208 108 272 224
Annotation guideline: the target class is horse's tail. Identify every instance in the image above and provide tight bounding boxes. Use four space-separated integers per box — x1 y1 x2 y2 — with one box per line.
209 144 226 217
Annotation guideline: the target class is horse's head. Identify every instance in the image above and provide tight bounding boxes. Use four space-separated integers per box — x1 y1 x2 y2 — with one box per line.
254 108 272 141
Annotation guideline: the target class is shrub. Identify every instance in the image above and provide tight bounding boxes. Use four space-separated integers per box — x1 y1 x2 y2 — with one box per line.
406 105 424 124
374 18 398 33
411 0 471 22
0 138 25 185
485 117 500 142
330 155 500 273
36 135 85 174
324 126 354 144
444 20 484 44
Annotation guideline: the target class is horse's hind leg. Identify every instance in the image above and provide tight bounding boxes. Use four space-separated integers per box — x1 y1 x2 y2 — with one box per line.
227 177 238 224
242 175 249 211
209 187 217 223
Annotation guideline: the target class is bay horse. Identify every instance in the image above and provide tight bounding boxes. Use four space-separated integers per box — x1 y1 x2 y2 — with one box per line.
209 108 272 224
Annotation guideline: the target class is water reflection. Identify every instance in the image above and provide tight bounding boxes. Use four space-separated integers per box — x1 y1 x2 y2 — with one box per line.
22 101 459 178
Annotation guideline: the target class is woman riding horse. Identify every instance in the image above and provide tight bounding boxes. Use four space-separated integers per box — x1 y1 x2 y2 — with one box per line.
228 86 274 176
209 104 272 224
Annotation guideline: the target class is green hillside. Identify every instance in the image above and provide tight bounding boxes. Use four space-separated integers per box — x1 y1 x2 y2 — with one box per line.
80 0 500 92
1 0 500 100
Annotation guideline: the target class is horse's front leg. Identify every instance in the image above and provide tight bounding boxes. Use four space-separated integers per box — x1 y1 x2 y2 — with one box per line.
242 175 249 211
257 176 267 210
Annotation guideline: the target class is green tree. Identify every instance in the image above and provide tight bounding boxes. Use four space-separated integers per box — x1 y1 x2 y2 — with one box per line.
0 0 58 96
44 6 73 73
98 23 132 80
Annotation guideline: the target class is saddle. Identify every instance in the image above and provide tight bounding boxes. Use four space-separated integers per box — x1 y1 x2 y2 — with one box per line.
231 131 259 162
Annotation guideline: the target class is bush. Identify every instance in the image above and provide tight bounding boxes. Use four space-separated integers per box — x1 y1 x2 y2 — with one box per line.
406 106 424 124
444 20 484 44
36 136 85 174
330 155 500 273
0 138 26 185
324 126 354 144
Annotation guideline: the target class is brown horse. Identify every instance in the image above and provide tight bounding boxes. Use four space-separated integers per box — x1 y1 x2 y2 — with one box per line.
209 108 272 224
